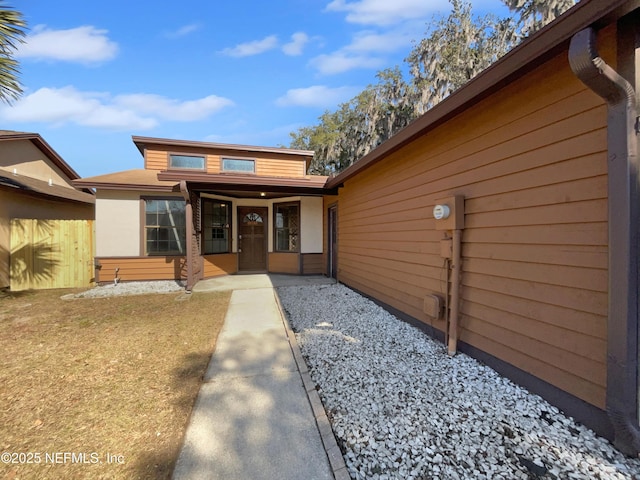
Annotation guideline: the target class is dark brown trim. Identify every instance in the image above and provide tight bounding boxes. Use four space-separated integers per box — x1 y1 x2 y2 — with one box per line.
273 200 301 253
200 197 233 255
326 0 640 190
569 22 640 456
133 135 314 170
73 180 176 192
157 170 329 193
343 281 615 443
167 152 207 172
139 195 188 257
220 156 256 174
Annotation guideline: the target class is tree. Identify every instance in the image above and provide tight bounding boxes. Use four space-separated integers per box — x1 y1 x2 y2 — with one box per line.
503 0 576 37
0 2 26 103
290 68 415 175
406 0 517 115
290 0 576 175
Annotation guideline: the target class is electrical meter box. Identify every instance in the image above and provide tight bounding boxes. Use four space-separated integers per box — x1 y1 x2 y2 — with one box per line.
433 195 464 231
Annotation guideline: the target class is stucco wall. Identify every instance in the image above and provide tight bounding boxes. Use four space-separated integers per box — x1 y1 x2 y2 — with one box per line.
300 197 323 253
95 190 184 257
0 140 75 188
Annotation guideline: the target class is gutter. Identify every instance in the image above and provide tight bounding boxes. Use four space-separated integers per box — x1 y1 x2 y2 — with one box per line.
569 27 640 456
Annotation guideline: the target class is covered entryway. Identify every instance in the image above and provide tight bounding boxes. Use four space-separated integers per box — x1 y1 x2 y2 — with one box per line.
238 207 267 271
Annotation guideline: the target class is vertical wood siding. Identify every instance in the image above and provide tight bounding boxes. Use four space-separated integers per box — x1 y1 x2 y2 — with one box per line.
336 34 614 408
10 219 94 290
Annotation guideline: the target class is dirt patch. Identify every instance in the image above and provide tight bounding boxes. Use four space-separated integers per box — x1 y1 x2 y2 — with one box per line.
0 288 230 480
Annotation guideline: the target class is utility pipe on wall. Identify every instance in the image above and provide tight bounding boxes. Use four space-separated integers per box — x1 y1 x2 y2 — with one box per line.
569 26 640 456
447 229 462 356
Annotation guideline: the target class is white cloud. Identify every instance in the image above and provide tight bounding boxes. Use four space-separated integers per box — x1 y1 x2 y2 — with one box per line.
275 85 359 108
220 35 279 57
345 30 413 54
310 52 386 75
165 23 201 39
326 0 448 26
17 25 118 64
282 32 309 56
115 93 234 121
0 86 234 131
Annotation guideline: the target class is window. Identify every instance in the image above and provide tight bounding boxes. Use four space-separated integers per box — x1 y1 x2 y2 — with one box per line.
202 199 231 254
144 199 186 255
222 158 255 173
274 202 299 252
169 154 205 170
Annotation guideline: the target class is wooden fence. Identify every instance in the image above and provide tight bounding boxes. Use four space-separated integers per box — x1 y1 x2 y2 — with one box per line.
10 219 94 291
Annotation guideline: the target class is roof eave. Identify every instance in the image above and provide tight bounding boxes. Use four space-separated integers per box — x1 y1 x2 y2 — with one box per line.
326 0 639 190
72 180 178 192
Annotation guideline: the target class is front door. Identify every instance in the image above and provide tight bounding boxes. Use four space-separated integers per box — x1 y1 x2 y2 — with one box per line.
238 207 268 271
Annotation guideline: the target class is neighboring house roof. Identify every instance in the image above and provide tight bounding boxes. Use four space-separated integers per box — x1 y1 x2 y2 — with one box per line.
0 130 91 190
132 136 315 171
0 169 95 204
326 0 638 190
73 169 179 192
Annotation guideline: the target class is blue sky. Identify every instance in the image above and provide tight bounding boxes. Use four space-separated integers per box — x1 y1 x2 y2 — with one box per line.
5 0 509 177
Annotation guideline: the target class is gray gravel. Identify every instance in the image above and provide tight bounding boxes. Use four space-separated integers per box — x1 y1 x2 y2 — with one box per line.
277 283 640 480
62 280 185 299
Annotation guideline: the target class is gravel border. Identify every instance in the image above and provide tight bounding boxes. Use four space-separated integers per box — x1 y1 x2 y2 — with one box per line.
61 280 185 299
277 283 640 480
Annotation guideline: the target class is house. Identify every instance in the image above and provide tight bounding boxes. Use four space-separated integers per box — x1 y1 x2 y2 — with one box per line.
73 0 640 456
322 0 640 457
73 137 331 288
0 131 95 289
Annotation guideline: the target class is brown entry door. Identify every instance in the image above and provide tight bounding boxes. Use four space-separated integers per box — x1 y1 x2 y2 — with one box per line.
238 207 268 271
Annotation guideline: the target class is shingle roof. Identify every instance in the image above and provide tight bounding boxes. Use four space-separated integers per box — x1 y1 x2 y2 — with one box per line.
0 170 95 204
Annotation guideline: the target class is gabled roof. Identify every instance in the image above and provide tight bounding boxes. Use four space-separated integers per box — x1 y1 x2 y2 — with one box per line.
326 0 639 190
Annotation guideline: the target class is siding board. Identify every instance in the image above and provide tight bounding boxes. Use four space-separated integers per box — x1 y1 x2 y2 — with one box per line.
334 43 610 408
96 256 186 282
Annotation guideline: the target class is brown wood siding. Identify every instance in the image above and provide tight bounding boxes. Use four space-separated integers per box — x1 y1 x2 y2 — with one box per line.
256 158 305 177
335 31 615 409
268 252 300 274
96 256 186 283
302 253 323 274
145 150 167 170
207 155 221 173
143 148 306 178
203 253 237 277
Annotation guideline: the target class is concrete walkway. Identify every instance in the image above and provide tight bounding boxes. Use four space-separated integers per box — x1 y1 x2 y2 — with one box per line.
172 274 347 480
